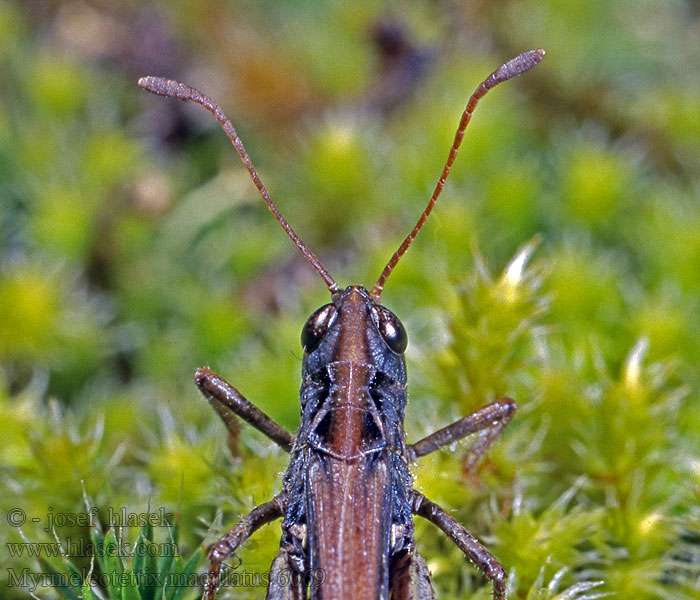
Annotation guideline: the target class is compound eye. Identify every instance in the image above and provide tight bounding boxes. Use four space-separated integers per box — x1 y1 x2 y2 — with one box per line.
371 305 408 355
301 304 337 353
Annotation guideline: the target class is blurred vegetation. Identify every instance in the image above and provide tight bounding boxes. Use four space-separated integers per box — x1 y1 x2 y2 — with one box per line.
1 1 699 599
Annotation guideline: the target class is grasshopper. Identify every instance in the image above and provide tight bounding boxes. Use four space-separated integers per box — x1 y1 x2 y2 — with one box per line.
140 47 544 600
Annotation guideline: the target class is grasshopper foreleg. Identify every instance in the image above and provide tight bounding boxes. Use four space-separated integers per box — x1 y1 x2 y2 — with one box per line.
195 367 295 455
406 398 515 472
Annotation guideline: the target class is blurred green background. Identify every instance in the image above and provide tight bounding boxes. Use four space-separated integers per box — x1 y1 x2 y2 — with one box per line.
1 1 699 599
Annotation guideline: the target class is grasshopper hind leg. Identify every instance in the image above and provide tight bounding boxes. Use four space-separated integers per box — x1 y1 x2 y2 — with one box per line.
266 543 308 600
390 548 435 600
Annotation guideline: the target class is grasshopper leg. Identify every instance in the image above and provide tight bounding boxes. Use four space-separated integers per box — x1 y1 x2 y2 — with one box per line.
266 543 308 600
390 547 435 600
411 491 506 600
195 367 296 455
205 493 287 600
406 398 515 472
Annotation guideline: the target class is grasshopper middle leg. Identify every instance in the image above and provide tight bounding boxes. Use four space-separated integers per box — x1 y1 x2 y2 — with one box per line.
411 491 507 600
204 493 287 600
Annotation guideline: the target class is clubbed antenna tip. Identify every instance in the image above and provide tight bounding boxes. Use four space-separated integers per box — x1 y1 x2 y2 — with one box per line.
138 75 340 295
370 49 545 301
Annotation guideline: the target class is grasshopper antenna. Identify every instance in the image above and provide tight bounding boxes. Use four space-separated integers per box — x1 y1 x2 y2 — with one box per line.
138 76 341 296
371 48 545 302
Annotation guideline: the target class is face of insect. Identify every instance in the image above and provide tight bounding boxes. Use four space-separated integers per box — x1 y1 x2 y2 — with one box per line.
301 286 407 384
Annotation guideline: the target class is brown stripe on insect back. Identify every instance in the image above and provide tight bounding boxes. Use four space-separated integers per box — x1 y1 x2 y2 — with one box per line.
332 287 372 363
305 287 393 598
309 362 386 460
311 288 386 460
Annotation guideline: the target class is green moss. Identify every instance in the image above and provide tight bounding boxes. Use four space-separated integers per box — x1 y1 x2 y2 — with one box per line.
25 54 88 118
561 141 634 229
